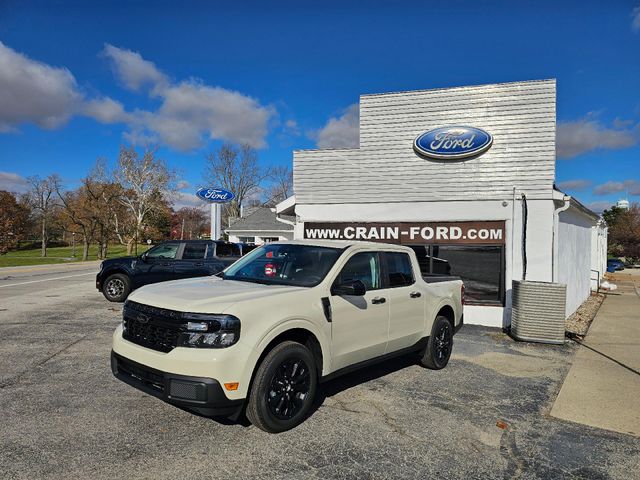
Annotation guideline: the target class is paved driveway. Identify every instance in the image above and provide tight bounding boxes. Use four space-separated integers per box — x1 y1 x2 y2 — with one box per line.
1 267 638 479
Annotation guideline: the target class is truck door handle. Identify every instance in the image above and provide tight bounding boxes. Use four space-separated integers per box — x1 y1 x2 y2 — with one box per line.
410 292 422 298
194 262 204 266
162 263 172 266
371 297 386 304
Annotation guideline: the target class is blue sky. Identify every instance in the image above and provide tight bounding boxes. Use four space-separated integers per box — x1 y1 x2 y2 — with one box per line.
0 0 639 211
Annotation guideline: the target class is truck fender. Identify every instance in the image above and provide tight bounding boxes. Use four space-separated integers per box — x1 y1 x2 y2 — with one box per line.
238 319 331 395
426 300 458 336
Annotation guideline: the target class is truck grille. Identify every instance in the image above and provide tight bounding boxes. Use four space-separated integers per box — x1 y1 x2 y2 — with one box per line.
123 301 185 353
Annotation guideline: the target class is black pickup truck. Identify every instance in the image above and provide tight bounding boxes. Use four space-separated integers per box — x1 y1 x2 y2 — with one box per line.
96 240 252 302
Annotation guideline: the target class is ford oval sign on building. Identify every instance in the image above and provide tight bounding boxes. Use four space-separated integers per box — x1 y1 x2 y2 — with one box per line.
414 126 493 160
196 187 235 203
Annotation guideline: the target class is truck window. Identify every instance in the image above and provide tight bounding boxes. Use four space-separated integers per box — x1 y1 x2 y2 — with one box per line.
216 243 241 257
335 252 381 291
145 243 180 259
385 252 415 287
182 243 207 260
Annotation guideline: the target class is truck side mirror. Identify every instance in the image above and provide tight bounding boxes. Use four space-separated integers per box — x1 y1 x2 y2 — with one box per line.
140 252 148 262
331 280 366 297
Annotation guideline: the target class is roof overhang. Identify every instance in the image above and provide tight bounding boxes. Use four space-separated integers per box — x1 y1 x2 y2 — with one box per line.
276 195 296 216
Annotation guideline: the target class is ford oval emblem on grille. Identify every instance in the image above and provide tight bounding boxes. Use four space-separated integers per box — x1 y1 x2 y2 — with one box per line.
136 313 150 324
414 126 493 160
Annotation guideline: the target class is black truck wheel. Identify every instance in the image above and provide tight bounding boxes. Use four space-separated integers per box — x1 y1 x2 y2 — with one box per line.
246 341 317 433
102 273 131 302
420 315 453 370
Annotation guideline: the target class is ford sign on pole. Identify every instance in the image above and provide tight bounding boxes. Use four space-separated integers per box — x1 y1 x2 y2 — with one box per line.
196 187 235 203
413 126 493 160
195 187 235 240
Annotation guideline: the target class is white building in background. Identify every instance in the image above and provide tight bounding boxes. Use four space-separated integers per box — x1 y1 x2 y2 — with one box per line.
616 199 630 210
226 207 294 245
277 79 607 328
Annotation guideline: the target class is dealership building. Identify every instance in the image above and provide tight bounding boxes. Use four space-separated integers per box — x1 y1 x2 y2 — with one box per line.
277 79 607 328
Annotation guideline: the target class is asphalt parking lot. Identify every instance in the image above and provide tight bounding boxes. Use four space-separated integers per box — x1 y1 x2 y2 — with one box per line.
1 265 639 479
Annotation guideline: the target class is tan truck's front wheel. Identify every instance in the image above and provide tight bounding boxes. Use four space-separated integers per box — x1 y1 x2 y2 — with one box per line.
246 341 317 433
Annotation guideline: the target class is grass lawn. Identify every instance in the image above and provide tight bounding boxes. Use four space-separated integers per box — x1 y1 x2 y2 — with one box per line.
0 244 151 268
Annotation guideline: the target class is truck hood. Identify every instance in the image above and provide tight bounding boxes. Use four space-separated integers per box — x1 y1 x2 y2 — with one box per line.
127 276 306 313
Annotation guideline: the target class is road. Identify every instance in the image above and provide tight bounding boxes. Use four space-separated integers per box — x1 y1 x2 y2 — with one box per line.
0 265 639 479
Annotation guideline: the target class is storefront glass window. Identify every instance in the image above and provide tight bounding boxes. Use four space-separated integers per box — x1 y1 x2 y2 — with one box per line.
409 245 504 305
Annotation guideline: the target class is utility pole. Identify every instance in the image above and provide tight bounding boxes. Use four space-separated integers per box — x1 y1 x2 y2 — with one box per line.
181 217 185 240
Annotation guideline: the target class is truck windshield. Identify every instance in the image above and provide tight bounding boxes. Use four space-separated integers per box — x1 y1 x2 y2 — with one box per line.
222 244 343 287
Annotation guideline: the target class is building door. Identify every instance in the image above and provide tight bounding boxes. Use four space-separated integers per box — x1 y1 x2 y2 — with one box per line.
329 252 389 370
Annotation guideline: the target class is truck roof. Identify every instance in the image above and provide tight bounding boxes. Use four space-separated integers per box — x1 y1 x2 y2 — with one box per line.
272 239 412 251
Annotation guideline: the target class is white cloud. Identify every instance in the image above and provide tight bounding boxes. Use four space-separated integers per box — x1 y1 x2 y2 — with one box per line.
632 6 640 31
556 119 638 159
587 201 615 214
593 179 640 196
314 104 360 149
176 179 191 190
0 42 274 151
101 45 274 150
102 44 168 93
172 190 210 210
0 42 81 132
557 179 592 191
284 119 300 136
0 171 30 193
82 97 129 123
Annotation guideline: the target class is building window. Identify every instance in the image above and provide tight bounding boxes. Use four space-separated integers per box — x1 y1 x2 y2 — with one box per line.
238 236 256 244
409 245 504 305
261 237 280 243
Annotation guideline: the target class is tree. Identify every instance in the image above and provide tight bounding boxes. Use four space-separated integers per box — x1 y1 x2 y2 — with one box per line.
204 143 271 221
113 146 176 255
171 207 209 240
264 165 293 206
56 186 99 261
27 174 61 257
607 203 640 260
0 191 31 255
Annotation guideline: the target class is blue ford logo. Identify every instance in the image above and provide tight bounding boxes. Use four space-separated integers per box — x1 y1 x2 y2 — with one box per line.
196 187 235 203
414 126 493 160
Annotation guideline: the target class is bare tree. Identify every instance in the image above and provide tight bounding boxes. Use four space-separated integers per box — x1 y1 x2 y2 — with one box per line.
27 174 61 257
204 143 271 220
0 191 31 255
264 165 293 206
114 146 176 255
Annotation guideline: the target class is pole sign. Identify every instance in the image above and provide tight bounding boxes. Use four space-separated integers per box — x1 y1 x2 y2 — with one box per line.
195 187 235 203
413 126 493 160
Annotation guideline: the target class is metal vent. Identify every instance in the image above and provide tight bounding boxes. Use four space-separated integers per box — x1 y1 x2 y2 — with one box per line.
511 280 567 344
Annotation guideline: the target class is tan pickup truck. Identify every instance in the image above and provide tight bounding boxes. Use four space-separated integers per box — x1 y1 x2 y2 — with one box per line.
111 240 464 432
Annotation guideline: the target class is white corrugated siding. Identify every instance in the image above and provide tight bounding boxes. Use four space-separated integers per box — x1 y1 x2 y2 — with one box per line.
294 79 556 204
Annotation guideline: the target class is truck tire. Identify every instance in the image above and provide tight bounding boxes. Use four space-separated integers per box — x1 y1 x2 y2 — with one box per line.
420 315 453 370
246 341 317 433
102 273 131 302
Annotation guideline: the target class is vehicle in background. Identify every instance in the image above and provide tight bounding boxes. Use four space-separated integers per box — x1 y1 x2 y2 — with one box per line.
97 240 243 302
111 240 464 433
238 242 258 256
607 258 625 272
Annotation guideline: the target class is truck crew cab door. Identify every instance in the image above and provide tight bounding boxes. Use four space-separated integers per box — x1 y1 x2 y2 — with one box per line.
173 242 218 279
383 251 425 353
329 251 390 371
213 242 242 268
136 242 180 285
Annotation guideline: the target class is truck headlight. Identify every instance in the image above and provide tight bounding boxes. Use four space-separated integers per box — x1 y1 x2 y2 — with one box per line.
177 314 240 348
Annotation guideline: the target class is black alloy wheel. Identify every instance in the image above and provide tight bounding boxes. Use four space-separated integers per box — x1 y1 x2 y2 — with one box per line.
266 358 312 420
246 341 317 433
420 315 454 370
102 273 131 302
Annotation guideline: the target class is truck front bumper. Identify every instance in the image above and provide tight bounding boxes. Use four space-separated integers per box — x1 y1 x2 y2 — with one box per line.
111 351 244 418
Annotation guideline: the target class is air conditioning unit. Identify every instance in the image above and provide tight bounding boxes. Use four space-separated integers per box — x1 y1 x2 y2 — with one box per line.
511 280 567 344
